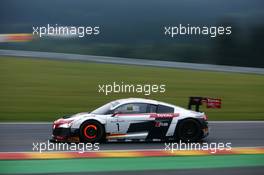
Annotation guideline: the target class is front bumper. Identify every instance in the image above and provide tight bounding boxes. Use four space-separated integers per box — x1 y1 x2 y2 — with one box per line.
52 127 80 142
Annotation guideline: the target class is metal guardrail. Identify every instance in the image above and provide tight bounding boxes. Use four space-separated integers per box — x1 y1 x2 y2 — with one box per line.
0 49 263 74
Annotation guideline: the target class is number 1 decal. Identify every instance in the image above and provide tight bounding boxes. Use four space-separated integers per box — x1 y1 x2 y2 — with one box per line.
116 123 120 131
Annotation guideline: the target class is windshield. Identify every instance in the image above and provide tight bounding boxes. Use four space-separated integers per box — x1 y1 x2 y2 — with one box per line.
91 101 120 115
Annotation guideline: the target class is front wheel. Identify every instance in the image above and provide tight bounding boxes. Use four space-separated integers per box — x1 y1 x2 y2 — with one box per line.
176 119 202 142
79 120 104 143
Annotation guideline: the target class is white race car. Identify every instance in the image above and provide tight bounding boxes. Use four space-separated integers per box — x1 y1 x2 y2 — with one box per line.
52 98 212 143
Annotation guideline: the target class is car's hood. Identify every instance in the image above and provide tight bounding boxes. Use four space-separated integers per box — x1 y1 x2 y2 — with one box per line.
63 112 94 120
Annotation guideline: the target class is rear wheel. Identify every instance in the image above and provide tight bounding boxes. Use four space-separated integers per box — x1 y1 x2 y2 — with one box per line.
79 121 104 143
176 119 202 142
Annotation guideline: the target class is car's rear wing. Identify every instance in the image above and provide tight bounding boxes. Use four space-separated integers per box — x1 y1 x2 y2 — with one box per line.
188 97 222 112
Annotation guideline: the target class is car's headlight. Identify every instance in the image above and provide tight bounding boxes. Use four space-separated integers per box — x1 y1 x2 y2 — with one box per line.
53 119 74 129
59 122 73 128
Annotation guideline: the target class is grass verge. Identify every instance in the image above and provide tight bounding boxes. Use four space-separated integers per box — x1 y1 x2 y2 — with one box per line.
0 56 263 121
0 154 264 174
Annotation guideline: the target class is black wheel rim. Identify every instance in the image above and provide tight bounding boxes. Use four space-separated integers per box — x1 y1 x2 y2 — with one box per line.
181 122 199 141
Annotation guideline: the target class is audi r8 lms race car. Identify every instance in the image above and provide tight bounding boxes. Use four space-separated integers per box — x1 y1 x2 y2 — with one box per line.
52 97 221 143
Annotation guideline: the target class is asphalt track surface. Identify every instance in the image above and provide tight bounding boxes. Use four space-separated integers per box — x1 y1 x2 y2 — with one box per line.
1 49 264 74
0 121 264 152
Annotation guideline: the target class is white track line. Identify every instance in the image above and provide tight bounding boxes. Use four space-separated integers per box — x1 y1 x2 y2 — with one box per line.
0 122 52 124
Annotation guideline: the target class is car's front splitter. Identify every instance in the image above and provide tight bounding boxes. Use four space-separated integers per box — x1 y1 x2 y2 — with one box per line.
52 127 80 142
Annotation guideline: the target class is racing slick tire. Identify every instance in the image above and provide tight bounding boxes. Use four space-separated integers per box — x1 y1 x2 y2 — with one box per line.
176 118 202 142
79 120 105 143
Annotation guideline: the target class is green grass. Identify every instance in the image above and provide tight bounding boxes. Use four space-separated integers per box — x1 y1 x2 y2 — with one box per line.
1 155 264 174
0 56 264 121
